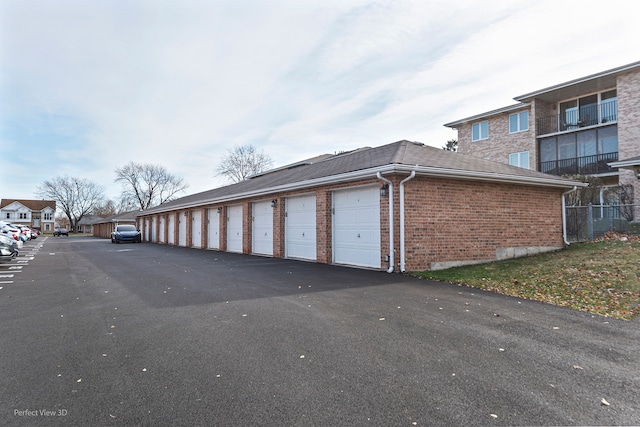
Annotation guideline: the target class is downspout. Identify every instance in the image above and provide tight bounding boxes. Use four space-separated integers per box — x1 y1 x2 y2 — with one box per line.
377 172 394 273
399 171 416 272
562 186 578 245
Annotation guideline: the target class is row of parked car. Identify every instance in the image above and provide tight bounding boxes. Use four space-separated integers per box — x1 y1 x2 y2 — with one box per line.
0 221 39 262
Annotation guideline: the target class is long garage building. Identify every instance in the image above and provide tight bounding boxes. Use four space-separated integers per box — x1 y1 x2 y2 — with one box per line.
137 140 582 272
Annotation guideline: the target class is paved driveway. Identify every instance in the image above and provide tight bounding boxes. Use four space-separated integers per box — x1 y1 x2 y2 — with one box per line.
1 237 638 426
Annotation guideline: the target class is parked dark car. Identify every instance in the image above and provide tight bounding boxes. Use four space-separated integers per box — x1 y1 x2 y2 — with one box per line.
0 234 19 262
111 225 142 243
54 228 69 236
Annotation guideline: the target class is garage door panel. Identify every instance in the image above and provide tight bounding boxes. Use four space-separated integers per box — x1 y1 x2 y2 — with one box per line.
333 187 381 268
285 195 316 260
192 210 202 248
208 209 220 249
159 216 165 242
168 215 175 244
178 212 187 246
227 205 243 253
253 201 273 256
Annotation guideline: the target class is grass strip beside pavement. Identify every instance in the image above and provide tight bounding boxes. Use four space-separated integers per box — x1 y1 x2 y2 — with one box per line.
411 234 640 320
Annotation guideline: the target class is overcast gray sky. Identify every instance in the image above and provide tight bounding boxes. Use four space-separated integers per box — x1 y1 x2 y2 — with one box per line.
2 0 639 201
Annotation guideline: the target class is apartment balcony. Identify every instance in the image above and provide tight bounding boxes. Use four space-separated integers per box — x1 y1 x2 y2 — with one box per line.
536 100 617 136
539 152 618 176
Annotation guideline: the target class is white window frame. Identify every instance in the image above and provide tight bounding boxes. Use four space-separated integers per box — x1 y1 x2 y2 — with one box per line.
509 111 529 133
472 121 488 141
509 151 530 169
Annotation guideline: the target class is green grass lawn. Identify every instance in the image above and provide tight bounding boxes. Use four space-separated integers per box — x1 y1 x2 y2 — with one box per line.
411 235 640 320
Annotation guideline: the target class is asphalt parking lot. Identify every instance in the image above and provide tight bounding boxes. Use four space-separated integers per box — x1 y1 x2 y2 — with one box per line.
1 236 639 426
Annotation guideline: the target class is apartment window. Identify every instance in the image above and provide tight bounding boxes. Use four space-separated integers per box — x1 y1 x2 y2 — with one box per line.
44 213 52 221
509 111 529 133
472 121 488 141
19 213 27 219
5 213 10 219
509 151 530 169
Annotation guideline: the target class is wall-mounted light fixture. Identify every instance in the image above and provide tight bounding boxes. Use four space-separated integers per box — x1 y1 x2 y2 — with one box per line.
184 212 188 217
271 199 277 207
380 184 389 197
217 207 222 214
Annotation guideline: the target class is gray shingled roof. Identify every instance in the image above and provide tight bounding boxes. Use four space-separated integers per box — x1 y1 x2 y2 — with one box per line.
140 140 582 215
91 210 140 225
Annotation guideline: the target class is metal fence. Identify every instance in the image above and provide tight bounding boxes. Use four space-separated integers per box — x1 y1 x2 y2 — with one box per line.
565 204 640 242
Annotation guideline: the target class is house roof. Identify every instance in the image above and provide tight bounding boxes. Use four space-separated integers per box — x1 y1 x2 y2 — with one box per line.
92 210 140 225
0 199 56 211
514 60 640 103
140 140 583 216
443 103 529 128
444 60 640 126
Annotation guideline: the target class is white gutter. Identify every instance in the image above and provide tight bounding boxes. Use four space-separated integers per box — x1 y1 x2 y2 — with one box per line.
399 171 416 272
562 186 578 245
377 172 394 273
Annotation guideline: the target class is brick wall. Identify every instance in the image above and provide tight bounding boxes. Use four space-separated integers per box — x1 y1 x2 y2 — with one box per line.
457 107 536 170
617 70 640 220
402 176 564 270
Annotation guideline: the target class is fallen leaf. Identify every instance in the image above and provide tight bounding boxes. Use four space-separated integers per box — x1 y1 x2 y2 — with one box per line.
601 398 610 406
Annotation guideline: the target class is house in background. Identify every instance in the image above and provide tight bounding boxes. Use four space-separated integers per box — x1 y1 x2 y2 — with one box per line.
444 61 640 222
137 140 582 272
0 199 56 232
76 214 103 233
92 210 139 239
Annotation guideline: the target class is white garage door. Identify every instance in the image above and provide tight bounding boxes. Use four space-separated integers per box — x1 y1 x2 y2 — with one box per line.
207 208 220 249
168 214 175 245
253 201 273 256
159 216 165 243
333 186 381 268
151 217 157 242
227 205 243 253
191 210 202 248
285 194 316 260
144 218 150 241
178 212 187 246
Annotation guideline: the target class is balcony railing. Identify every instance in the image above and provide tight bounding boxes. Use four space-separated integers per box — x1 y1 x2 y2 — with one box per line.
536 100 617 136
540 152 618 176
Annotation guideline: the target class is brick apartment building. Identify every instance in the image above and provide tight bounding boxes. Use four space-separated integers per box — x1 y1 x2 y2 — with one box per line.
137 140 581 272
444 60 640 222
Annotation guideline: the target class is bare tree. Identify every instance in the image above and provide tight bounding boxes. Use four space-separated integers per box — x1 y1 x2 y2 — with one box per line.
93 200 118 217
36 176 105 232
215 144 274 183
442 139 458 152
115 162 188 210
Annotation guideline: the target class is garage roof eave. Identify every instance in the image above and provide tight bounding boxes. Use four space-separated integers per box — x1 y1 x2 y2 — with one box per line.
138 165 397 216
138 164 583 217
395 165 587 189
